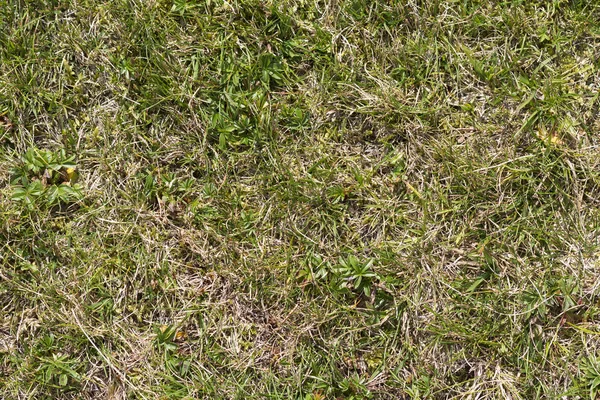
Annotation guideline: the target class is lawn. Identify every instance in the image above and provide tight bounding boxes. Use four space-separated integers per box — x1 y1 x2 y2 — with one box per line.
1 0 600 398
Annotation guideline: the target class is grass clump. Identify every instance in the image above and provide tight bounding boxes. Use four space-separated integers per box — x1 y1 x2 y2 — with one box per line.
1 0 600 399
10 147 82 208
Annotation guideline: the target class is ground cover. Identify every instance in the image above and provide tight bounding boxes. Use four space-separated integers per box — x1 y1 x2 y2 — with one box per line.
1 0 600 398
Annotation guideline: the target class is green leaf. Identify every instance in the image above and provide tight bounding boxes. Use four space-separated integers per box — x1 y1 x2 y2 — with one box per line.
467 277 485 293
219 132 227 150
46 185 59 205
11 187 27 201
28 181 44 196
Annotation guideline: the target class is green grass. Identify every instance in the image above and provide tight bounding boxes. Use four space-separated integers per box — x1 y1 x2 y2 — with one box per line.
1 0 600 398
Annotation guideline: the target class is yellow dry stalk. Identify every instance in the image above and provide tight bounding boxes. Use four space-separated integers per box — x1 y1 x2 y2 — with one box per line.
536 125 564 146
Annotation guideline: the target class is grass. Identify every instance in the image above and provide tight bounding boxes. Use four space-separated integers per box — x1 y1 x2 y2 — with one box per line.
1 0 600 398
